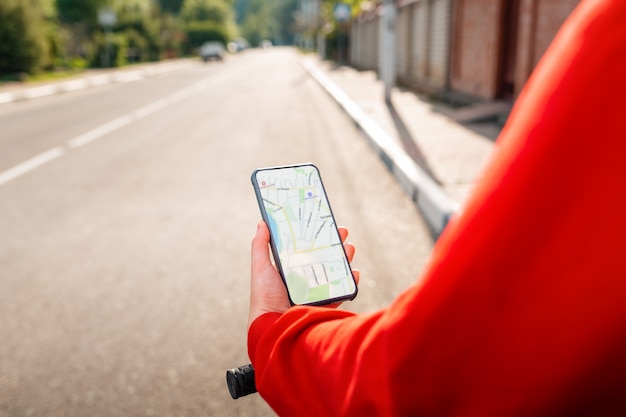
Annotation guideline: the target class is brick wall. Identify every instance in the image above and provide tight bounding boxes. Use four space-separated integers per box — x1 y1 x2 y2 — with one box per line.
396 6 412 78
515 0 581 95
350 12 380 71
450 0 504 99
429 0 452 87
396 0 452 93
412 0 429 79
348 0 578 101
451 0 580 100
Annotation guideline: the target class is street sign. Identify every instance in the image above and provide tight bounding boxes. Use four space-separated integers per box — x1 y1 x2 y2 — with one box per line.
98 7 117 28
334 3 351 22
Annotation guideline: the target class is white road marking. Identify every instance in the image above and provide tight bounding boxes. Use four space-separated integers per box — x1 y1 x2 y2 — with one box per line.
133 99 169 119
68 115 133 149
0 147 65 186
0 78 213 187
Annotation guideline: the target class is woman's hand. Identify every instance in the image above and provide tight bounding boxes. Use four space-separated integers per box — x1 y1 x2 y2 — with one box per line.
248 221 359 328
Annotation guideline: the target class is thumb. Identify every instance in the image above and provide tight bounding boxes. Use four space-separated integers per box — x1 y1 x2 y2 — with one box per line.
251 221 272 271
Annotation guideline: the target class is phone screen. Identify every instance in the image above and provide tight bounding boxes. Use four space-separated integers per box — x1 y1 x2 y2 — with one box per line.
251 164 357 306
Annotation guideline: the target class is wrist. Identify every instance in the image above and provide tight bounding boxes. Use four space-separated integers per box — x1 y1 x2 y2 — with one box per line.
248 303 289 330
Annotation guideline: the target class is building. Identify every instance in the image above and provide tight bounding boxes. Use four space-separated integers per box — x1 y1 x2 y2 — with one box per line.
349 0 581 102
451 0 581 100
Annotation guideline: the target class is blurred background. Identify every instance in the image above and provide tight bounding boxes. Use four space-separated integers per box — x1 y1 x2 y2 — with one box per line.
0 0 579 99
0 0 580 416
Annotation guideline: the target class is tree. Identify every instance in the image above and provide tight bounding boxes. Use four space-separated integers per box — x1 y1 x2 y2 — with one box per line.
113 0 163 61
55 0 112 67
179 0 236 53
236 0 297 46
180 0 233 25
240 0 274 46
158 0 185 15
275 0 298 45
233 0 249 24
56 0 110 25
38 0 57 17
0 0 49 75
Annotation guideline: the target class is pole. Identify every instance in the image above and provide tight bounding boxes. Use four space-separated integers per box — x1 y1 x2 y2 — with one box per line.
104 26 112 68
380 0 396 103
98 8 116 68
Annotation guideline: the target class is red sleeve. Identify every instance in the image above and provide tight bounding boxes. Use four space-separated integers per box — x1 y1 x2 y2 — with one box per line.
248 1 626 415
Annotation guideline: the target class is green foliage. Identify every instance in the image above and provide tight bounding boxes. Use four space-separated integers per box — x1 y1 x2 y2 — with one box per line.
240 0 273 46
44 19 64 68
275 0 298 44
123 29 149 62
159 13 185 58
233 0 249 24
179 0 236 53
56 0 110 24
180 0 232 24
237 0 297 46
181 21 228 54
0 0 50 75
113 2 162 61
1 0 311 77
90 32 128 67
69 56 88 69
158 0 185 15
38 0 57 17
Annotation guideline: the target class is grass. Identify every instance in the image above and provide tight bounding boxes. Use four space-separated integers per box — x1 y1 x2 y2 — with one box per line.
0 68 86 86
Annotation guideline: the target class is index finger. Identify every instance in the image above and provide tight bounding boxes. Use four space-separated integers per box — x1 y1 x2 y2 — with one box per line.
338 226 348 242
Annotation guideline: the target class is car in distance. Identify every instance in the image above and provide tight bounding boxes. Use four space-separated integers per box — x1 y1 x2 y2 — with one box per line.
199 42 224 62
227 37 249 53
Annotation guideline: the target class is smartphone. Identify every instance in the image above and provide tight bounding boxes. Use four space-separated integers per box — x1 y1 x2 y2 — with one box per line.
251 163 358 306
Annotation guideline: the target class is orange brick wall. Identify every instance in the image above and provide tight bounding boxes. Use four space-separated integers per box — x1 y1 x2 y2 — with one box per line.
450 0 504 99
451 0 580 100
515 0 581 95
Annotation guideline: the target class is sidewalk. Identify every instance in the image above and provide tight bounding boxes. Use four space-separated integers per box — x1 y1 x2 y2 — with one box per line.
303 56 502 236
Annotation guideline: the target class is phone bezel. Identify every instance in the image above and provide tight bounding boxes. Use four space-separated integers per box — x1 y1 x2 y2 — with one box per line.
251 163 358 306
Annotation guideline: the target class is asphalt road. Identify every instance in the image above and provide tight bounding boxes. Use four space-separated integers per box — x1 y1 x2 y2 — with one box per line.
0 47 434 416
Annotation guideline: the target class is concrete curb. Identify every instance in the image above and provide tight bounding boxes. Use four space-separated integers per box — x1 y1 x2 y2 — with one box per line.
0 59 197 105
302 59 459 237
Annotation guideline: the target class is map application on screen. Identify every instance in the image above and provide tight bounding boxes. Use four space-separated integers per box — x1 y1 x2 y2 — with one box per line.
252 164 357 305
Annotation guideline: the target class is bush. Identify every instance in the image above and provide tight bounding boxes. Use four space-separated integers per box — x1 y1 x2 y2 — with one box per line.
0 0 49 75
124 29 149 63
182 21 229 55
69 57 88 69
114 3 163 62
90 32 129 68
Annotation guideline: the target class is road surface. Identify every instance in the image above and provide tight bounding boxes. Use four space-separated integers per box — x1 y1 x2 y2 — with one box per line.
0 47 434 416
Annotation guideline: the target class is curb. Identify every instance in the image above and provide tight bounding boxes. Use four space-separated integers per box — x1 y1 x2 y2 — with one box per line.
0 59 197 105
302 59 459 238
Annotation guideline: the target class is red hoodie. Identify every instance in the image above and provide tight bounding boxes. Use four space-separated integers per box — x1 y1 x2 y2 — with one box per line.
248 0 626 415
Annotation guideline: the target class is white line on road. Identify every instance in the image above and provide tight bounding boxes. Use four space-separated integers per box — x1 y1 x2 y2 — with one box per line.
133 99 169 119
0 78 213 187
0 147 65 186
68 115 133 149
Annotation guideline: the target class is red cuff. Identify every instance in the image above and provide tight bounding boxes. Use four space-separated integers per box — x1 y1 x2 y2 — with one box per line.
247 312 282 364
